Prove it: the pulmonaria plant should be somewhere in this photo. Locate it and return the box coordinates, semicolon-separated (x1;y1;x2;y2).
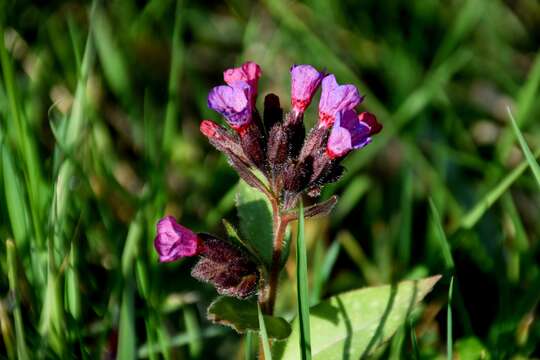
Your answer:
155;62;381;315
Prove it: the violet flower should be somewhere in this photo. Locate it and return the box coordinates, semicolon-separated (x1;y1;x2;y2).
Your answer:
154;216;201;262
326;109;372;159
290;64;323;116
208;81;252;131
223;61;262;105
318;74;362;128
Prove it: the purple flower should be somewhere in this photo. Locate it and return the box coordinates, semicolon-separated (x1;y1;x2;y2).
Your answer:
358;111;383;135
326;109;371;159
290;64;324;115
223;61;262;104
208;81;252;130
318;75;362;128
154;216;201;262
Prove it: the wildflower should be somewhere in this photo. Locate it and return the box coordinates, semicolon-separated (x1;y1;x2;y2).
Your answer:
326;109;372;159
154;216;201;262
318;75;362;128
208;81;252;131
223;61;262;105
290;64;323;117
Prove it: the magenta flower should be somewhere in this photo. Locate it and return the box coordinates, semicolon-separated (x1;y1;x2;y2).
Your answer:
154;216;201;262
290;64;324;116
223;61;262;104
318;75;362;128
208;81;252;130
326;109;371;159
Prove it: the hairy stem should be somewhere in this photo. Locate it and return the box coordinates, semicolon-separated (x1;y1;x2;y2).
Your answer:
259;195;288;315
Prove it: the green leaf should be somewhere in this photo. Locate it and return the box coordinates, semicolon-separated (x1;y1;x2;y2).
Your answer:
222;218;265;266
207;297;291;340
236;180;274;267
295;200;311;360
274;275;441;360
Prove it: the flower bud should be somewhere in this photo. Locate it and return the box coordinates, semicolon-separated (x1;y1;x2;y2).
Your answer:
154;216;202;262
263;93;283;131
290;64;323;116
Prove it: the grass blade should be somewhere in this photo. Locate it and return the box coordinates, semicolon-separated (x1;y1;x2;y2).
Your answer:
447;276;454;360
6;240;29;360
296;200;311;360
428;198;454;270
410;320;419;360
183;305;202;359
459;147;540;230
507;107;540;189
257;303;272;360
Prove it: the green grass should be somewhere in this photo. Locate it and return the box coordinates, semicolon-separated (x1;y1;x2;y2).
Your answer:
0;0;539;358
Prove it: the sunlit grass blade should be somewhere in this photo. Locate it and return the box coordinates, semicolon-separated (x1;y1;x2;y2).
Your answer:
6;240;30;360
428;199;454;270
257;303;272;360
295;200;311;360
459;147;540;230
447;276;454;360
507;107;540;189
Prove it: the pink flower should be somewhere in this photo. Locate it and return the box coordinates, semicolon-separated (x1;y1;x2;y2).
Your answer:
223;61;262;105
326;109;371;159
154;216;201;262
207;81;252;130
290;64;324;115
318;75;362;128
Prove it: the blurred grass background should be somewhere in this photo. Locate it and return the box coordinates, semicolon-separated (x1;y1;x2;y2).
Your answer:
0;0;539;358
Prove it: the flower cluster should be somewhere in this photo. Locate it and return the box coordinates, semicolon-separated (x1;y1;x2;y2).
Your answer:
155;61;381;299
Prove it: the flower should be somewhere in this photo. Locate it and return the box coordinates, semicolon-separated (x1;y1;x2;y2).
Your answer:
358;111;383;135
318;75;362;128
326;109;372;159
223;61;262;104
290;64;323;115
207;81;252;130
154;216;201;262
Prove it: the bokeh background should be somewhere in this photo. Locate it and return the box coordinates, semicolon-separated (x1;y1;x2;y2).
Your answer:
1;0;539;358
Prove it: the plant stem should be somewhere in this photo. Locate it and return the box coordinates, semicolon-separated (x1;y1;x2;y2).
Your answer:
260;196;289;315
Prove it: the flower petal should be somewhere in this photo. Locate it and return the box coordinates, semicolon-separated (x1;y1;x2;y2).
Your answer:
207;81;252;129
154;216;200;262
318;74;362;128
